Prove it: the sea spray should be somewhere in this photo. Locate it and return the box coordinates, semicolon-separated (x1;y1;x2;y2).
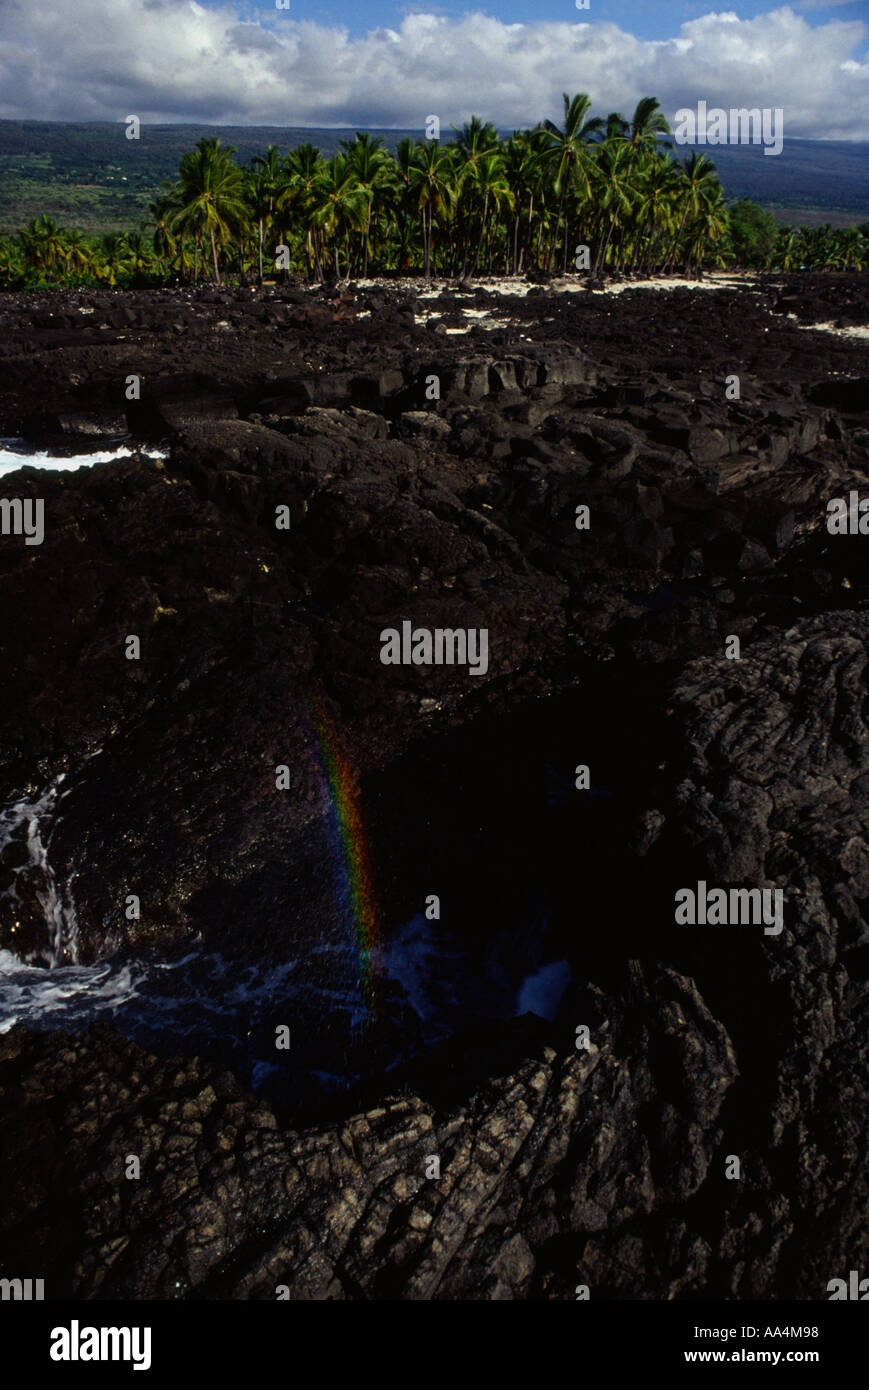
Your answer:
309;697;382;1014
0;777;79;966
0;439;167;479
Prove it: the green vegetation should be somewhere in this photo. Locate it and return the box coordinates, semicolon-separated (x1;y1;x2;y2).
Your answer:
727;198;779;269
772;220;869;272
728;196;869;270
0;122;384;233
0;100;866;289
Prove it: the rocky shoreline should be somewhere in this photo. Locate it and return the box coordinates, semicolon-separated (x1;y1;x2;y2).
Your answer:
0;273;867;1298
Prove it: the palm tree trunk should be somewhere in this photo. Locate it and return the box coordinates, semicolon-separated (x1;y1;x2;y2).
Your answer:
363;201;371;277
666;204;689;272
399;204;408;273
210;226;220;285
472;191;489;274
523;191;535;272
548;205;560;271
594;216;614;277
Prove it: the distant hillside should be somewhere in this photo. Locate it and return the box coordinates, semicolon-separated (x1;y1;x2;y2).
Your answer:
673;138;869;222
0;120;866;233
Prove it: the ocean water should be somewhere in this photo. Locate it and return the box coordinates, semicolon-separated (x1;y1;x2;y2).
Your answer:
0;771;572;1095
0;919;569;1079
0;439;167;478
0;775;79;967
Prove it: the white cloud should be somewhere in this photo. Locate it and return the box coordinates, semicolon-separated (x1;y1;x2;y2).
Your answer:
0;2;866;138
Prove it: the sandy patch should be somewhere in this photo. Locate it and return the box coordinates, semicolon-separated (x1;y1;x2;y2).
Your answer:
795;321;869;341
416;305;509;332
412;271;755;300
599;274;751;295
406;272;761;329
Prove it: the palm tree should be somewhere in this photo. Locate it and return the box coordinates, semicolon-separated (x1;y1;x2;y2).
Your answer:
97;232;135;284
173;138;249;284
631;153;681;273
408;141;456;279
341;133;393;277
686;187;729;274
591;138;636;275
504;132;536;274
60;228;96;279
311;154;367;279
0;235;24;288
774;225;804;273
249;145;285;285
149;187;179;273
508;127;551;274
393;137;417;272
451;118;500;272
19;94;846;284
280;143;324;279
666;151;721;271
601;112;630;143
837;226;866;271
18;215;66;275
125;231;156;281
538;93;604;271
471;153;514;273
626;97;672;162
455;117;500;176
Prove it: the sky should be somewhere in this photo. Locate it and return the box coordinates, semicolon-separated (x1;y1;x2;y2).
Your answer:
0;0;867;137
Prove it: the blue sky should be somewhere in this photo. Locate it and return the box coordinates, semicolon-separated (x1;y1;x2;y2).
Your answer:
248;0;869;48
1;0;867;135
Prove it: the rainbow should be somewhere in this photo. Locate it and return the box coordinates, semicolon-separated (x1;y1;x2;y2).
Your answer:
310;697;381;1011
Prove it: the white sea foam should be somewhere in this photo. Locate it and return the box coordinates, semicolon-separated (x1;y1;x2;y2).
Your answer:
0;940;366;1042
0;911;571;1084
0;440;167;478
0;785;569;1084
0;776;78;965
0;952;142;1033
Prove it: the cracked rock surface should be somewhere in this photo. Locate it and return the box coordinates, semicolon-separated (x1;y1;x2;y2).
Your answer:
0;965;739;1299
0;275;866;1298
